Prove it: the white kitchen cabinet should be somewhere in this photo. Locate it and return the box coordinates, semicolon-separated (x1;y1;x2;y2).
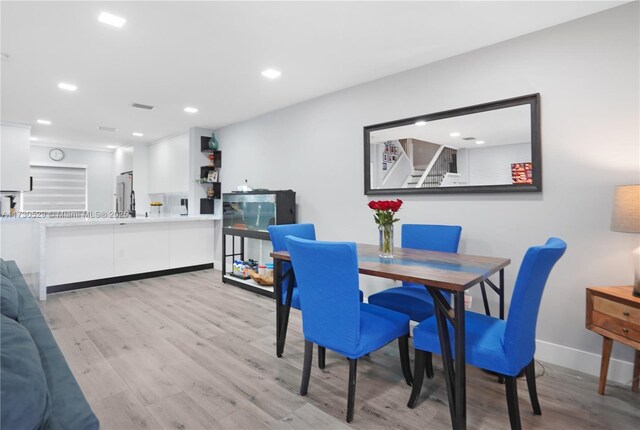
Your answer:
0;123;31;192
147;133;189;193
39;217;216;300
45;225;115;287
169;221;214;269
114;222;170;276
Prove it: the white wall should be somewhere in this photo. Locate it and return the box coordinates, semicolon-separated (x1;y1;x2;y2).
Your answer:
0;123;31;192
132;143;150;216
147;133;189;194
215;4;640;382
114;145;134;175
29;145;114;212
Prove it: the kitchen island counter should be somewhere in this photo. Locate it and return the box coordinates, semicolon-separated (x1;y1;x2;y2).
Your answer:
39;213;220;227
37;215;218;300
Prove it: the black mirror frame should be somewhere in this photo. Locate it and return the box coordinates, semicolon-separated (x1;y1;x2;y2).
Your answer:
363;93;541;195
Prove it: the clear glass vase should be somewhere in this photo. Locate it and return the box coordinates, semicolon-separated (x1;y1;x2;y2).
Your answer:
379;224;394;258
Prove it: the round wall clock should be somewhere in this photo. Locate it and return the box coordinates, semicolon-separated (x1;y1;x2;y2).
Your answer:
49;148;64;161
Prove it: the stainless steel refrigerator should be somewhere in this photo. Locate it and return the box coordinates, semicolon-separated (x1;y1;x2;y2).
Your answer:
116;172;135;216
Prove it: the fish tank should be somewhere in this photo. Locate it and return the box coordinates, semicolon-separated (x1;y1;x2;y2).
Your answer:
223;190;296;232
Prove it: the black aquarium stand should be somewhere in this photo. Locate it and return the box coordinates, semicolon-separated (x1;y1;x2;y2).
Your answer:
222;228;273;298
221;190;296;297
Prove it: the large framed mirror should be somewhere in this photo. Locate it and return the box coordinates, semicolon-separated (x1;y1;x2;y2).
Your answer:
364;94;541;195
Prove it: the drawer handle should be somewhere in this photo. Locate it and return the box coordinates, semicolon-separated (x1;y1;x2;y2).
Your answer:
622;328;629;333
623;311;630;316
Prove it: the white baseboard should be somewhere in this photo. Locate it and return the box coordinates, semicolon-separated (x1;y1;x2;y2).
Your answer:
535;339;635;386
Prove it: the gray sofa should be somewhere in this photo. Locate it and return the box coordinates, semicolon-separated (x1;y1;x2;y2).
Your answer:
1;259;99;430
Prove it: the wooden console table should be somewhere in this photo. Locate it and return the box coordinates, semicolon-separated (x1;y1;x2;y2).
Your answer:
586;286;640;394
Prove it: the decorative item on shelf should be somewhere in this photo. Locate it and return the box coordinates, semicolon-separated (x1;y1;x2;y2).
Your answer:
236;179;252;192
368;199;403;258
208;132;220;151
207;186;215;199
150;201;163;216
208;153;215;167
207;170;218;183
610;184;640;297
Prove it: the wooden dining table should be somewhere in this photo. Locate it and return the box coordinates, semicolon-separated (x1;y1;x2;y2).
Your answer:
271;243;510;430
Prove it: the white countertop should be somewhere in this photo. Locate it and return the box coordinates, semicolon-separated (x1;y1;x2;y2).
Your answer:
36;214;220;227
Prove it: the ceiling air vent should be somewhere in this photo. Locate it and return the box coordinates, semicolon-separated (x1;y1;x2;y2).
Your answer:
98;126;118;132
131;103;155;110
462;137;476;141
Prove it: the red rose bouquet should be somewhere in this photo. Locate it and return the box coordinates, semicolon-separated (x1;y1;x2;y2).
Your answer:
368;199;403;258
368;199;403;226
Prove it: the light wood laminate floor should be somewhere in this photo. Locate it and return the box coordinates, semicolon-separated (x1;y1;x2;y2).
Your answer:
40;270;639;429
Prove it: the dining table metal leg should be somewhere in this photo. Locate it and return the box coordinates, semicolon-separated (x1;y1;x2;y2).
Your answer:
480;281;491;316
274;259;284;357
454;291;467;430
499;269;505;320
484;272;505;321
427;286;464;429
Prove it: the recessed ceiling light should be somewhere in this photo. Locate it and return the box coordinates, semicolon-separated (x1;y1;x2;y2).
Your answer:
261;69;282;79
98;12;126;28
37;119;51;125
184;107;199;113
30;137;38;141
450;132;461;137
415;121;427;126
475;140;485;145
106;145;118;149
58;82;77;91
132;132;144;137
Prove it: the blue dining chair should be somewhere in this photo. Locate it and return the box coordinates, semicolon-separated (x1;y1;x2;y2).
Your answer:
268;223;316;310
286;236;412;423
408;238;567;430
269;223;363;366
368;224;462;377
268;224;320;360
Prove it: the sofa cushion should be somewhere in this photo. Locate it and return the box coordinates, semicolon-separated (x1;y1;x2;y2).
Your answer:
1;259;99;430
26;317;100;430
1;314;51;430
0;258;9;277
1;275;19;320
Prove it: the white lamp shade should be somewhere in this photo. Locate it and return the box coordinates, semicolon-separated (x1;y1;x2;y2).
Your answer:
611;185;640;233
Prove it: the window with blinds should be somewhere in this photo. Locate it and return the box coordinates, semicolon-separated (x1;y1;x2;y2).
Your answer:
22;165;87;212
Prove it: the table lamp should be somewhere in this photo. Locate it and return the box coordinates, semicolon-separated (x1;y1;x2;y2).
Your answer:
610;184;640;297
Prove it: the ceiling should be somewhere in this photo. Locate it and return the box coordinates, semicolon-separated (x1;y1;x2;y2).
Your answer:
0;1;627;150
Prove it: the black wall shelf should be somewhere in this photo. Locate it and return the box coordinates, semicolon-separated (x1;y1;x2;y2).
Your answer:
200;153;222;170
199;135;222;215
200;136;222;156
200;165;222;180
199;181;221;198
200;198;216;215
